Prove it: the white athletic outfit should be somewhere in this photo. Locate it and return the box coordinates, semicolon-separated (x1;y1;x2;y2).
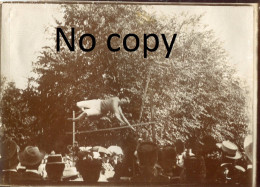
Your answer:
76;99;102;116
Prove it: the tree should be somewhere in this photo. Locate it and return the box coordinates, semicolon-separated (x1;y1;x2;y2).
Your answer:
31;4;164;151
140;12;250;146
0;78;37;149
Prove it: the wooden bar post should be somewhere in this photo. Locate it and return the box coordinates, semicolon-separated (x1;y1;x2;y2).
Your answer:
73;111;75;145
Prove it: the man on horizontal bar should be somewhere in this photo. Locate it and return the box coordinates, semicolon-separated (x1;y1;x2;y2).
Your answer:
68;97;135;131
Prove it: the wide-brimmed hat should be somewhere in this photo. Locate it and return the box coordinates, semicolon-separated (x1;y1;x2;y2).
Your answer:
216;141;242;160
19;146;45;166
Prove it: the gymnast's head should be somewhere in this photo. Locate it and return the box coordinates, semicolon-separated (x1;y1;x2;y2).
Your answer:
119;97;130;105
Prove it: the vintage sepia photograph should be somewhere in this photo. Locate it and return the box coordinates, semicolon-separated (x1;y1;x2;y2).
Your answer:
0;2;257;186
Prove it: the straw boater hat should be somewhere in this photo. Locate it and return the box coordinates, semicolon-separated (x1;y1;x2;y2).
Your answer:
216;141;242;160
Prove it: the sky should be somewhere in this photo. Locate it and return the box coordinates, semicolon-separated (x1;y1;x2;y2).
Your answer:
1;3;256;91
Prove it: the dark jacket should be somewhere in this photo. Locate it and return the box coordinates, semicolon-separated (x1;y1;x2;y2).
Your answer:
18;170;43;182
1;170;20;184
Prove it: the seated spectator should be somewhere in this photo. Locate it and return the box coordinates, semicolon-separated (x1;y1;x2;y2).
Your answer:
132;142;169;183
18;146;45;182
0;139;20;184
76;151;102;182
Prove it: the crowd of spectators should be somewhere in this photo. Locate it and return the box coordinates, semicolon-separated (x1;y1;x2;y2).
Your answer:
0;129;253;185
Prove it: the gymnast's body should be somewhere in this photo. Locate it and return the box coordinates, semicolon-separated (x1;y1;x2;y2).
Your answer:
68;97;135;131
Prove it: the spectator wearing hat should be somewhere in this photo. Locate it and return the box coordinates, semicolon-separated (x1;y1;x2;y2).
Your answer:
215;140;245;184
45;154;65;181
0;139;20;184
132;142;169;183
18;146;45;182
76;151;102;182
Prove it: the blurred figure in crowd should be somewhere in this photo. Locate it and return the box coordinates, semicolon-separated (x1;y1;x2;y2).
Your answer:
242;135;253;185
0;139;20;184
180;137;206;184
158;145;179;183
202;135;221;184
132;142;169;183
108;146;124;181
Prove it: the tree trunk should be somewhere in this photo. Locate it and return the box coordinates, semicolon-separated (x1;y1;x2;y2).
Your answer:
138;67;151;122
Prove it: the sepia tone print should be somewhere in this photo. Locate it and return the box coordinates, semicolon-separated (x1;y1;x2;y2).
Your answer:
0;2;257;186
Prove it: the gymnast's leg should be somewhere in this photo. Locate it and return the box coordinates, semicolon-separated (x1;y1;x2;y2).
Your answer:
68;100;101;122
67;111;88;121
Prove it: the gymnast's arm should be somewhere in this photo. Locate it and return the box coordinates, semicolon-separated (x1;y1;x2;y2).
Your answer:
118;107;135;131
114;109;126;125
